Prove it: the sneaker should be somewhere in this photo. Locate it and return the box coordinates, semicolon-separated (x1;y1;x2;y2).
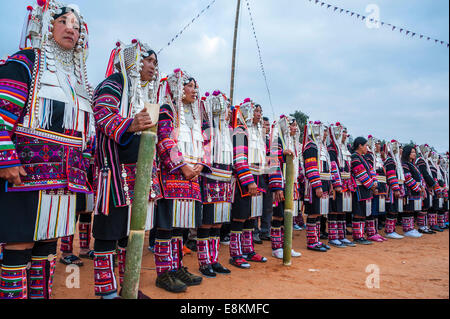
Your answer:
229;257;251;269
291;249;302;257
156;271;187;293
147;246;155;253
318;242;331;250
340;238;356;247
418;226;435;234
403;230;422;238
307;243;327;252
354;238;373;245
293;224;302;231
253;232;263;245
367;234;384;242
173;267;202;286
328;239;346;248
199;264;216;278
272;248;284;259
220;235;230;245
211;262;231;274
243;252;267;262
385;232;404;239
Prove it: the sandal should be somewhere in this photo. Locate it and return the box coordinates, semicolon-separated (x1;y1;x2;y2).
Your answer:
79;250;95;259
59;255;84;266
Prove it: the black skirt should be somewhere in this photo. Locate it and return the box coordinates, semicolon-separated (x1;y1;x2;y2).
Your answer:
0;180;40;243
330;192;343;213
92;195;129;241
231;186;251;220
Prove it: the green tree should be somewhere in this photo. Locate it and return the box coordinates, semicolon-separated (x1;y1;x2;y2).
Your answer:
289;110;309;141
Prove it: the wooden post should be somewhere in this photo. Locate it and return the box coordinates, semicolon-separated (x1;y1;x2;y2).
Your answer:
283;154;294;266
121;104;159;299
229;0;241;106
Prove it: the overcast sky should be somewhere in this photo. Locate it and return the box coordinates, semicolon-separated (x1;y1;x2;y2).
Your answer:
1;0;448;152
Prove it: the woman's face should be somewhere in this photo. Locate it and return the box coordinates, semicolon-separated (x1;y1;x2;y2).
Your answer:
182;80;197;104
341;131;348;144
410;148;417;162
359;142;369;155
289;122;298;136
140;53;157;82
52;12;80;50
253;106;262;124
375;143;381;152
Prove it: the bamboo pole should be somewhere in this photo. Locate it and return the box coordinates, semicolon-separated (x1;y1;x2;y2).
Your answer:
229;0;241;106
283;154;294;266
121;118;158;299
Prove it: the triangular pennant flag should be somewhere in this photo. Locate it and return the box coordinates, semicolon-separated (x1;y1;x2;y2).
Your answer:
327;4;331;8
334;7;338;11
420;35;423;38
321;2;325;6
435;39;438;43
381;22;385;26
351;12;355;16
412;33;416;37
399;28;403;33
392;26;396;31
340;9;344;13
427;37;430;40
357;14;360;18
440;41;444;44
406;31;410;35
362;16;366;20
346;10;349;14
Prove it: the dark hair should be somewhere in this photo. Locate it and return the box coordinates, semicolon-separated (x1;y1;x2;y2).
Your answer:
145;50;158;64
401;145;415;163
263;116;269;122
352;137;367;153
183;77;197;87
254;104;262;110
54;7;81;25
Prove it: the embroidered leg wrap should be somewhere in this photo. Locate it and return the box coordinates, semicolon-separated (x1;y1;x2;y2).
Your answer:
327;214;338;240
0;249;31;299
172;228;184;271
337;214;346;240
438;213;445;227
306;217;319;246
209;228;221;265
417;212;427;227
385;213;397;234
402;214;414;233
93;239;117;297
196;228;211;267
352;219;364;240
78;214;92;250
241;220;255;255
428;212;437;226
229;220;244;258
365;217;377;237
60;236;74;254
117;238;127;288
270;219;283;250
28;241;57;299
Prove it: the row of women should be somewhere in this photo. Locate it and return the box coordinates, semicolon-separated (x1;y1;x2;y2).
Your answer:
0;1;448;299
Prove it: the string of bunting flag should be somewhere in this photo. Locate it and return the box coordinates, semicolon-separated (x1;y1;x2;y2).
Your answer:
245;0;275;117
307;0;449;49
157;0;218;54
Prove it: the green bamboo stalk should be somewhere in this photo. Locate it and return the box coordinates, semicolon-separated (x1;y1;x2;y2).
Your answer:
283;154;294;266
121;125;157;299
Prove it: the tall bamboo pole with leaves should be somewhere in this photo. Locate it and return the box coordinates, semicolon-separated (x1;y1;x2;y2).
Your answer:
121;108;158;299
283;154;294;266
229;0;241;105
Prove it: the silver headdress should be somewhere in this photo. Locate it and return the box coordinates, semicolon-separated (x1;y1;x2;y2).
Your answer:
239;98;255;126
106;39;159;119
19;0;94;142
387;139;405;182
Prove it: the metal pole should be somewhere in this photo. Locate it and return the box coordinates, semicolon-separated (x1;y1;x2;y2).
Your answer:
229;0;241;106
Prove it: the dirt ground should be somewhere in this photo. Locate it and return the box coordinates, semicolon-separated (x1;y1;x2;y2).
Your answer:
52;225;449;299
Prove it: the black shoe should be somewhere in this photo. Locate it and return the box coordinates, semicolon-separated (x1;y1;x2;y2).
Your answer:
354;238;373;245
318;242;331;250
211;262;231;274
253;232;263;244
259;233;271;241
156;271;187;293
199;265;216;278
173;267;202;286
307;244;327;252
220;235;230;245
418;227;435;234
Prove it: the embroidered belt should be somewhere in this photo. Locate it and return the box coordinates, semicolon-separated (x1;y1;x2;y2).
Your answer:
15;125;83;148
320;173;331;180
202;167;233;182
341;172;351;180
376;176;387;183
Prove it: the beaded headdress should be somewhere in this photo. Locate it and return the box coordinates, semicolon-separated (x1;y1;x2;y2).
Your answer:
105;39;159;118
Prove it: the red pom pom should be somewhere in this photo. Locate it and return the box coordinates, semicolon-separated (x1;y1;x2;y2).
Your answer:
368;135;373;138
27;5;33;11
391;139;396;143
174;68;181;73
131;39;137;44
37;0;47;7
335;122;341;126
243;98;251;103
116;41;121;47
